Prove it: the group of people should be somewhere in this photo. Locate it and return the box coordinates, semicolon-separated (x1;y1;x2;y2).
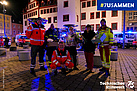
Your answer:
26;17;113;76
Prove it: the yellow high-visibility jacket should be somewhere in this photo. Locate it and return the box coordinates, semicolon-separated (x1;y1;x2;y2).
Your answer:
97;26;113;45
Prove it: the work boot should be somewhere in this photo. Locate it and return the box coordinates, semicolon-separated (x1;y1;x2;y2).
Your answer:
40;66;47;71
105;70;110;76
30;68;36;77
61;68;66;74
99;67;106;72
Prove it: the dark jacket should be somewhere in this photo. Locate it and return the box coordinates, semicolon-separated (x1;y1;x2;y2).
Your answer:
44;28;59;45
82;30;96;53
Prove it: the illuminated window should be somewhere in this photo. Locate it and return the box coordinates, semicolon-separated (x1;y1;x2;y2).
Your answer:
133;12;137;20
0;15;2;19
7;17;9;20
7;23;9;27
0;22;2;27
63;15;69;22
54;16;57;23
129;12;132;20
111;23;117;30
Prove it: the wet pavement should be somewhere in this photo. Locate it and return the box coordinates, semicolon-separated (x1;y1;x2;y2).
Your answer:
0;46;137;91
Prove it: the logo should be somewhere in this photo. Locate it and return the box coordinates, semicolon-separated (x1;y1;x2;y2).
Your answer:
97;0;137;10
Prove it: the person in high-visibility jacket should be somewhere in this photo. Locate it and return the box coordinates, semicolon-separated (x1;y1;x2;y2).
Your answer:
50;41;74;75
44;24;59;65
97;19;113;76
26;17;47;76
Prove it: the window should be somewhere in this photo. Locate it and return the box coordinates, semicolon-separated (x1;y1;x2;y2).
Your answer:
18;25;20;29
28;14;29;17
77;15;79;22
47;9;49;13
0;15;2;19
34;12;35;16
130;27;133;30
48;17;51;23
82;2;86;8
63;14;69;22
133;12;137;20
81;13;86;20
34;3;35;7
18;31;20;34
0;22;2;27
54;16;57;23
30;5;31;9
44;9;46;14
64;1;68;8
50;8;52;13
129;12;132;20
90;12;94;19
134;27;137;31
32;4;33;8
91;24;94;30
87;1;91;7
25;21;27;26
7;17;9;20
36;11;37;15
24;15;26;19
127;27;130;31
7;23;9;27
41;10;43;14
13;25;16;28
81;25;86;31
111;23;117;30
92;0;96;6
96;24;100;31
30;13;31;17
53;8;57;12
102;11;106;18
112;11;118;17
32;12;33;16
96;12;100;18
14;30;16;35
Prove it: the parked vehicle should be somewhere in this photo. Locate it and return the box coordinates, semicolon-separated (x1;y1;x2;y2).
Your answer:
113;32;137;48
15;34;30;47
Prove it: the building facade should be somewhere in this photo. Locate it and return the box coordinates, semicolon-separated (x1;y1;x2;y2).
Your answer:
12;23;23;37
23;0;128;33
0;13;12;37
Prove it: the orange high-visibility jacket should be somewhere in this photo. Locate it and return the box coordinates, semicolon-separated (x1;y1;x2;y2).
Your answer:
26;24;46;46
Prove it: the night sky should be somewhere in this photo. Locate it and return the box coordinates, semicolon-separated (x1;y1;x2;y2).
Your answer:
0;0;28;24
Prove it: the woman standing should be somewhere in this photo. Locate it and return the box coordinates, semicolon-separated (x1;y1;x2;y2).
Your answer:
82;25;96;73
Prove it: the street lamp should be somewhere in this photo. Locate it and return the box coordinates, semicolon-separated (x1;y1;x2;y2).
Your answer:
0;0;8;37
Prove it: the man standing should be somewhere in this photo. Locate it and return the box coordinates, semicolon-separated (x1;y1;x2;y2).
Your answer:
97;19;113;76
45;24;59;65
26;17;46;76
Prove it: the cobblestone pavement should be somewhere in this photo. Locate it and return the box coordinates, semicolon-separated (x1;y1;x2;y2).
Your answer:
0;47;137;91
